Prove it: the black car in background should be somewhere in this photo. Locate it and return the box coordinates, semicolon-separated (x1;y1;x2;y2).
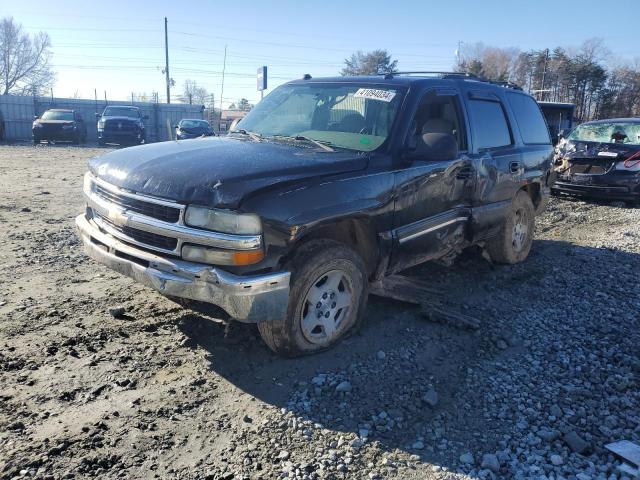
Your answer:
175;119;215;140
552;118;640;203
97;106;148;146
33;109;87;144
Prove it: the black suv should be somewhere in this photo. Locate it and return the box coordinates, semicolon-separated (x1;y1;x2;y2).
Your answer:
33;109;87;144
97;106;148;146
77;73;553;356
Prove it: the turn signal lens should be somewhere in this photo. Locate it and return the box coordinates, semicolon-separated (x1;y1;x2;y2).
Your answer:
182;244;264;266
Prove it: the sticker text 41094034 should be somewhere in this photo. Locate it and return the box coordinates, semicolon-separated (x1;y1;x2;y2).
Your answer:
353;88;396;102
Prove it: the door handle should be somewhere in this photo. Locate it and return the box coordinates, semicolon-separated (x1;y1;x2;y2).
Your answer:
509;161;521;173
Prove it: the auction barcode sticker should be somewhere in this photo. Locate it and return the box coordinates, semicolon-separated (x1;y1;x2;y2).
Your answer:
354;88;396;102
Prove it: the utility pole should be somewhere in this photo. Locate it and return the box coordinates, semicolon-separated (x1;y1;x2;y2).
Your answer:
540;48;549;102
219;45;227;124
456;40;463;67
164;17;170;104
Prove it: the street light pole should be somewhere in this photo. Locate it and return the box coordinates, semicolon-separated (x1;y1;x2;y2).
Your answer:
164;17;170;104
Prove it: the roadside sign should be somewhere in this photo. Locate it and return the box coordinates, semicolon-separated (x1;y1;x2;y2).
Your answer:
257;66;267;91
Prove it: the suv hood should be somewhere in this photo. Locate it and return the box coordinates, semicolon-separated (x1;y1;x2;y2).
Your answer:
89;136;368;208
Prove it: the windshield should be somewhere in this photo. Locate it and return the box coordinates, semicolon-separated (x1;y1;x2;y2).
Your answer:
41;111;73;121
180;119;209;129
236;83;403;152
568;122;640;146
103;107;139;118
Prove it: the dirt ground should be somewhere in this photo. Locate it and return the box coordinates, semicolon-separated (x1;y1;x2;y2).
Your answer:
0;144;639;480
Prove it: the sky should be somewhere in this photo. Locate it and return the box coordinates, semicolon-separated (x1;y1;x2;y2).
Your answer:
8;0;640;108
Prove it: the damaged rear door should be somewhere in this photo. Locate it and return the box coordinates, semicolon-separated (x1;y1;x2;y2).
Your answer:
462;89;524;241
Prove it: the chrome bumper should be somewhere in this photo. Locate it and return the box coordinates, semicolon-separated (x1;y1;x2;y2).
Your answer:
76;214;290;322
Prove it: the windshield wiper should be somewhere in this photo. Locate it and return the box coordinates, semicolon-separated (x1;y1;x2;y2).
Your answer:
270;134;335;152
294;135;335;152
230;129;261;141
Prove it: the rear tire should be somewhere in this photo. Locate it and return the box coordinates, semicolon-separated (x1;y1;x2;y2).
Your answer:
258;239;368;357
486;190;535;264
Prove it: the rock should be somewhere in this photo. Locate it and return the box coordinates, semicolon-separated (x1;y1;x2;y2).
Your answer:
460;453;474;465
481;453;500;473
107;306;126;318
550;454;563;466
550;404;563;418
376;350;386;360
277;450;290;461
8;421;25;431
48;442;68;456
563;431;590;454
421;388;438;407
537;428;560;442
335;381;352;393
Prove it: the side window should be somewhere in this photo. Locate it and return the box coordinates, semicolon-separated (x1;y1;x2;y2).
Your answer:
408;91;467;155
506;93;551;144
467;99;512;149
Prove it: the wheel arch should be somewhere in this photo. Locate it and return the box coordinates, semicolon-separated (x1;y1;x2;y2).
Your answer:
284;217;380;279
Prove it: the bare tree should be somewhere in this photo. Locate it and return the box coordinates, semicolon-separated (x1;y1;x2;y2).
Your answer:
0;17;54;95
182;79;209;105
342;50;398;76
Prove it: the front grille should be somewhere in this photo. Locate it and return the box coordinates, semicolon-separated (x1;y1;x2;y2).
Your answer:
94;184;181;223
96;213;178;251
104;119;136;133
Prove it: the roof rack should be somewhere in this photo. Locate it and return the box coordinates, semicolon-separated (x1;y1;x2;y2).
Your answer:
377;71;523;90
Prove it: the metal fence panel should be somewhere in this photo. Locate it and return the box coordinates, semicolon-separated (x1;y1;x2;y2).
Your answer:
0;94;204;143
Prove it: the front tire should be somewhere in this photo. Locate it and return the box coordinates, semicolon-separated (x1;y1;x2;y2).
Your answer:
486;190;535;264
258;239;368;357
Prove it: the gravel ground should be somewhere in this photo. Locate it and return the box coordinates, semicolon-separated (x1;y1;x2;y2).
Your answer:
0;144;639;480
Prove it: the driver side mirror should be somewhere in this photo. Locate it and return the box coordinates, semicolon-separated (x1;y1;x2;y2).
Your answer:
95;113;101;119
405;133;459;162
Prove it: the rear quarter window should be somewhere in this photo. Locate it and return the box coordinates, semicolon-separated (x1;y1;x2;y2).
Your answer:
467;99;512;149
506;93;551;144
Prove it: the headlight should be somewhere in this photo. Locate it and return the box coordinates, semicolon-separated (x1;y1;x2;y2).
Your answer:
182;244;264;266
184;206;261;235
97;120;105;129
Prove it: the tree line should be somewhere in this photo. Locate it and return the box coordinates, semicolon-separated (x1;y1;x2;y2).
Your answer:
342;42;640;123
454;39;640;122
